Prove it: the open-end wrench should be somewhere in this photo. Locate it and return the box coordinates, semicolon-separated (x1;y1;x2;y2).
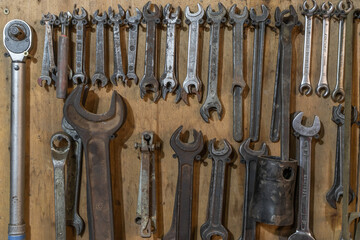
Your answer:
316;2;334;97
63;85;127;240
200;139;233;240
160;4;181;100
181;4;205;105
108;5;126;86
125;8;142;84
72;7;88;85
289;112;321;240
51;132;71;240
200;3;227;123
299;0;317;95
331;0;353;103
163;126;204;240
229;5;248;142
140;1;162;102
91;10;109;87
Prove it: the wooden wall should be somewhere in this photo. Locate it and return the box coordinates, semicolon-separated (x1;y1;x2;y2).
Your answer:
0;0;359;239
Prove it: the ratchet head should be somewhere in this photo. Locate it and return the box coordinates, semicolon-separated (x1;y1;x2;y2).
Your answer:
315;84;330;97
229;5;249;24
51;132;71;161
125;8;142;25
206;2;227;23
331;88;345;103
163;4;181;24
208;138;233;163
200;96;223;123
108;5;125;24
320;2;334;17
92;10;108;24
302;0;318;16
292;112;321;137
142;1;161;22
250;5;269;23
185;3;205;23
239;138;268;164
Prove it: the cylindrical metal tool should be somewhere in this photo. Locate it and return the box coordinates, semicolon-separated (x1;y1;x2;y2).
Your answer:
56;34;69;99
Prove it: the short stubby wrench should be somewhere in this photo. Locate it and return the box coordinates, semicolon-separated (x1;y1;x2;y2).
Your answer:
200;139;233;240
140;1;162;102
299;0;317;95
163;126;204;240
125;8;142;84
3;19;32;240
331;0;353;102
91;10;109;87
229;5;248;142
63;85;127;239
200;3;227;123
316;2;334;97
72;7;88;85
108;5;126;86
160;4;181;100
289;112;321;240
181;4;205;104
51;132;71;240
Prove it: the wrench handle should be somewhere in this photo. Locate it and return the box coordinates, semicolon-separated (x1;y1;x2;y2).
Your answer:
232;23;246;89
40;23;51;78
301;16;313;86
139;151;152;237
318;18;330;85
95;23;106;74
53;162;67;240
127;24;139;77
206;22;221;97
112;23;124;75
73;23;86;83
144;21;157;77
233;87;243;142
56;35;69;99
336;19;346;91
186;21;200;80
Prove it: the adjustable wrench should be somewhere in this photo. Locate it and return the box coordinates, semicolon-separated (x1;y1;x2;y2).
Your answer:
51;132;71;240
72;7;88;84
289;112;321;240
108;5;126;86
125;8;142;84
332;0;353;103
181;4;205;104
249;5;269;142
91;10;109;87
200;139;233;240
229;5;248;142
200;3;227;123
140;1;162;102
299;0;317;95
316;2;334;97
64;85;127;239
163;126;204;240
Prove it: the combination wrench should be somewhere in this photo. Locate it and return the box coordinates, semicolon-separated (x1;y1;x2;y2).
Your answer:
200;3;227;123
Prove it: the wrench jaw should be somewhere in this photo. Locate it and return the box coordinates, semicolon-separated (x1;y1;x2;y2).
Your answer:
125;8;143;24
200;97;223;123
91;73;109;88
229;5;249;24
249;5;269;23
143;1;161;20
206;2;227;23
140;76;161;102
292;112;321;136
302;0;318;15
185;4;205;21
170;126;204;158
299;82;312;96
161;76;177;99
200;225;228;240
331;88;345;103
315;84;330;97
239;138;268;163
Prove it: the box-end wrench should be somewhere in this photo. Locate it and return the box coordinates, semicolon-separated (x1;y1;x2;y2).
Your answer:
229;5;248;142
163;126;204;240
108;5;126;86
316;2;334;97
51;132;71;240
125;8;142;84
140;1;162;102
299;0;317;96
181;4;205;105
289;112;321;240
200;139;233;240
63;85;127;240
200;3;227;123
331;0;353;103
91;10;109;87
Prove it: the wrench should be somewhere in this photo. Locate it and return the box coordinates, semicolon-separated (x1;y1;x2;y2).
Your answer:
125;8;142;84
331;0;353;102
108;5;126;86
140;1;162;102
299;0;317;95
289;112;321;240
200;139;233;240
63;85;127;240
160;4;181;99
181;4;205;105
51;132;71;240
163;126;204;240
229;5;248;142
91;10;109;87
316;2;334;97
72;7;88;85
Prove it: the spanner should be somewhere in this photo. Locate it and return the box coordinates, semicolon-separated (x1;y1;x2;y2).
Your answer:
316;2;334;97
299;0;317;95
229;5;248;142
160;4;181;100
181;4;205;104
108;5;126;86
125;8;142;84
200;139;233;240
331;0;353;102
140;1;162;102
289;112;321;240
163;126;204;240
51;132;71;240
91;10;109;87
63;85;127;240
